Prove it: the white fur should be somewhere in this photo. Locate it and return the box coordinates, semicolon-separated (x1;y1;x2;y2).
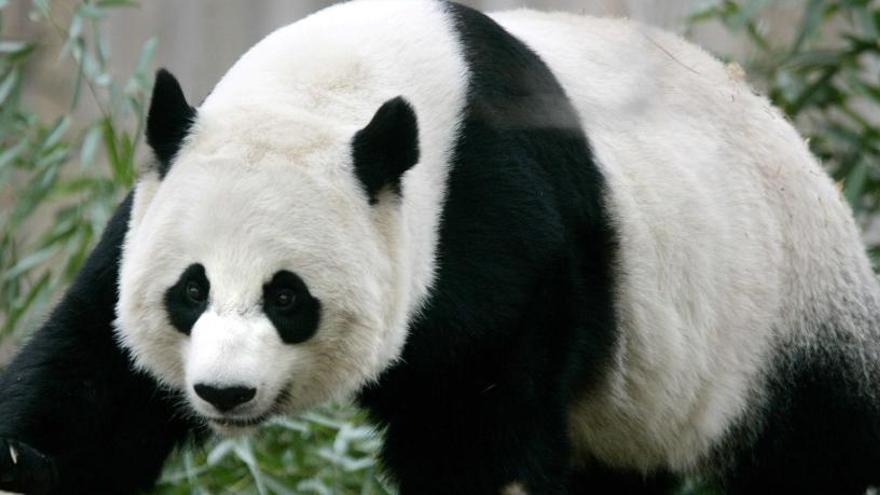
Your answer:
492;10;880;473
116;0;468;421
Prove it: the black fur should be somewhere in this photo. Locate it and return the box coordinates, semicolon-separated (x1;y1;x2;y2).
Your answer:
0;194;197;494
719;337;880;494
357;4;621;494
352;96;420;204
262;270;322;344
164;263;210;335
569;467;679;494
146;69;196;178
0;438;58;494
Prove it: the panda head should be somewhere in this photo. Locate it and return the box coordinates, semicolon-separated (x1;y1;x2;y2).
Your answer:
116;70;419;432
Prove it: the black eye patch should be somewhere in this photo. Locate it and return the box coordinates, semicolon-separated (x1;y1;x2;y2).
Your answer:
262;270;321;344
164;263;210;335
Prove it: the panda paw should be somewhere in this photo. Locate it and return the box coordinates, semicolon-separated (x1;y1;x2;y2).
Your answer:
0;438;58;495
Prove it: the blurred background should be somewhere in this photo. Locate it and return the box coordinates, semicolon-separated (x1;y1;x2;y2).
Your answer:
1;1;878;493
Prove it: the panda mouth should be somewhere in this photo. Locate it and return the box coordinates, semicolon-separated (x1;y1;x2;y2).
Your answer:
199;384;292;432
207;413;270;428
204;387;290;430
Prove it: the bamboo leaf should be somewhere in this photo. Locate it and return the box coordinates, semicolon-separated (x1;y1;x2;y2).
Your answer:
844;159;870;208
96;0;138;6
0;41;28;54
2;272;50;335
30;0;50;17
41;116;71;151
791;0;826;53
76;3;105;19
0;68;19;106
207;439;236;466
3;246;56;280
134;36;158;79
0;138;28;171
80;124;102;169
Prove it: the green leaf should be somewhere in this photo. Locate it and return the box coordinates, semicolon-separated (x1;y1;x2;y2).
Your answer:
0;68;19;106
35;146;70;171
791;0;825;53
786;49;847;69
67;15;84;44
270;417;310;433
2;272;50;335
0;138;28;171
296;479;332;495
233;439;268;495
0;41;24;53
42;116;71;150
0;41;32;57
262;476;299;495
76;3;106;19
31;0;50;17
80;124;103;169
207;439;236;466
133;36;158;81
102;117;121;174
36;211;78;248
844;159;870;207
96;0;138;6
2;246;56;280
62;229;94;279
686;1;726;24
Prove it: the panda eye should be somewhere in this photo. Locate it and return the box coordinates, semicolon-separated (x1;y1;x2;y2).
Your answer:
185;280;207;304
272;289;296;310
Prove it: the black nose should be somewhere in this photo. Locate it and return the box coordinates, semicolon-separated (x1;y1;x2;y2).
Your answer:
194;384;256;412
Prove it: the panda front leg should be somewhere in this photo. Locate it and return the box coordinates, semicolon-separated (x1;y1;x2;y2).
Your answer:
365;376;574;495
568;465;679;494
0;194;196;494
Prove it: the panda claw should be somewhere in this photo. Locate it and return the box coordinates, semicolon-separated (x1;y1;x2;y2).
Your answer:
0;438;59;494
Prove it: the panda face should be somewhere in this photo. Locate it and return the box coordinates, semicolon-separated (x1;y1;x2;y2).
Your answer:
115;115;423;435
116;66;423;432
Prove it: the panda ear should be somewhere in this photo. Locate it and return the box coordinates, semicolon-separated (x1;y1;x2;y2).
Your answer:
352;96;419;204
146;69;196;179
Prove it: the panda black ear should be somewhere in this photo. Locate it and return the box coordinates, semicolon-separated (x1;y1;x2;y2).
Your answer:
352;96;419;204
146;69;196;179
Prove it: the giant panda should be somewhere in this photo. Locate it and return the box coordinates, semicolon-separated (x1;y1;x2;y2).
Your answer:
2;1;880;493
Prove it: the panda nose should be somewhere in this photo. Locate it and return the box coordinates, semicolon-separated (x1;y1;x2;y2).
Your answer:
194;384;257;412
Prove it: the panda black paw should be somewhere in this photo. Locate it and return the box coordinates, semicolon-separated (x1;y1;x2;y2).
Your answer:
0;438;58;495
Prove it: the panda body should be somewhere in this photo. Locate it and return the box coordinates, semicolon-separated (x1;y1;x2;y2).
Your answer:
119;0;880;491
494;9;880;475
2;1;880;494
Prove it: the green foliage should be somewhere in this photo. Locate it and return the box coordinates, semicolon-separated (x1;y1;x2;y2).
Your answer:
690;0;880;255
1;0;879;493
0;0;153;340
155;405;391;495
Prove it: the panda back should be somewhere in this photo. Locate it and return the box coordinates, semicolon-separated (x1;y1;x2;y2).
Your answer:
492;10;880;472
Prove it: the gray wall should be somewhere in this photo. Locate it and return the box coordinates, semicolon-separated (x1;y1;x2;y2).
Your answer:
103;0;705;100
